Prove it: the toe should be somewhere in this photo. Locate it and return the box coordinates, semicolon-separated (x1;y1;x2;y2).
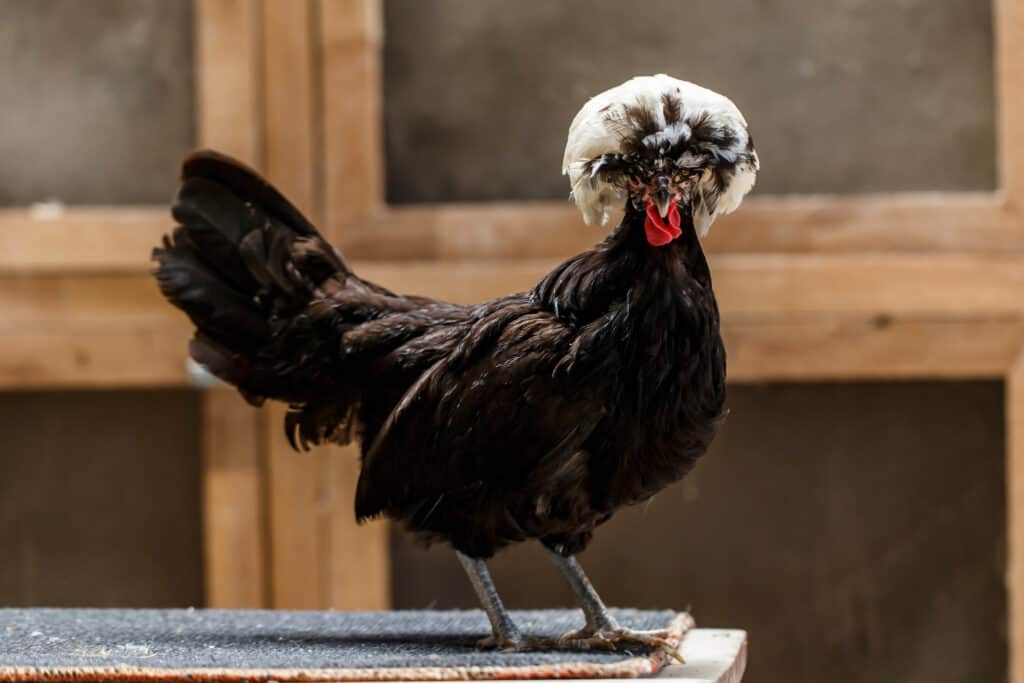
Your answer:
559;626;595;641
476;633;525;651
575;627;677;652
475;634;499;649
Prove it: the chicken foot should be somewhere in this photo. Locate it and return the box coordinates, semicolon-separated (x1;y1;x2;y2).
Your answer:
545;550;678;656
456;551;526;650
457;549;677;657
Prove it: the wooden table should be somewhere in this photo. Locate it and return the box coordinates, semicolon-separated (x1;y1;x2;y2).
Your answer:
657;629;747;682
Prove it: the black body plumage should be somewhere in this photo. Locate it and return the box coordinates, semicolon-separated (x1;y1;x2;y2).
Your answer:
153;151;726;560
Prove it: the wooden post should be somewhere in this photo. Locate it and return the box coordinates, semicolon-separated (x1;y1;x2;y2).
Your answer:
259;0;332;609
202;390;270;608
319;0;391;609
262;0;322;219
997;0;1024;207
320;0;384;243
326;445;391;609
195;0;263;165
195;0;269;608
265;402;332;608
1009;352;1024;683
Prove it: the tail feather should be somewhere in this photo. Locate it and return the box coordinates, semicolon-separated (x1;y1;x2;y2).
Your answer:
153;231;269;350
180;150;321;239
153;149;346;400
171;176;262;294
154;149;427;451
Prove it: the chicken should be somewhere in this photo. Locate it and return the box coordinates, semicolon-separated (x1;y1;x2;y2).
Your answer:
152;74;758;652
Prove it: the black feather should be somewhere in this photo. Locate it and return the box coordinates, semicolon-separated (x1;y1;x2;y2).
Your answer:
153;150;726;561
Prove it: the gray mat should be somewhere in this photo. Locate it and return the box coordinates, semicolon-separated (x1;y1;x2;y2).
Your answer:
0;608;690;681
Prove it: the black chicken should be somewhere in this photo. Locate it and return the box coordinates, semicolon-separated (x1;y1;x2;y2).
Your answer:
153;74;758;651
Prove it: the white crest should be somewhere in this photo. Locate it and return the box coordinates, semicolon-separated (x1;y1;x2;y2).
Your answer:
562;74;759;235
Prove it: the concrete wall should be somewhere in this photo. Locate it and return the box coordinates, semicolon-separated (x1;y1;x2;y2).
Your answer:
0;0;993;204
0;390;203;607
0;0;195;205
384;0;995;202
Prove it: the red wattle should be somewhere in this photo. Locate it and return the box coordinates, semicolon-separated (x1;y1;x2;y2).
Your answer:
644;202;682;247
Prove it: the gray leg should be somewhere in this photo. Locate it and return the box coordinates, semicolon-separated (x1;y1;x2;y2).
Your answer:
456;551;524;650
545;551;619;633
546;549;673;652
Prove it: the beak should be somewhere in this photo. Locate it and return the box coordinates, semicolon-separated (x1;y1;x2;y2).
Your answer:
653;185;672;218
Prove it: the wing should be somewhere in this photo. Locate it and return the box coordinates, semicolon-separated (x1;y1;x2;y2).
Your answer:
354;299;608;521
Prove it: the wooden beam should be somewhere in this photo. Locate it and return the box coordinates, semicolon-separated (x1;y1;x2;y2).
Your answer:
7;253;1020;324
709;253;1024;317
0;274;176;324
1008;349;1024;683
195;0;263;164
320;0;383;243
265;401;331;608
0;207;167;275
325;444;391;609
260;0;332;610
8;252;1024;389
997;0;1024;205
1;194;1016;276
202;389;270;608
727;316;1024;382
2;313;1012;390
706;193;1017;253
336;194;1018;261
0;322;191;389
353;253;1024;318
6;252;1024;323
262;0;320;216
357;260;553;304
313;0;392;610
998;5;1024;677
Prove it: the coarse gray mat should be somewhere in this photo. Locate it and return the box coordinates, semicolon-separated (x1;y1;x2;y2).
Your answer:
0;608;692;681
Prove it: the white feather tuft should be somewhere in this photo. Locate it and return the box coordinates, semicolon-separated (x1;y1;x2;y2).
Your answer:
563;74;758;232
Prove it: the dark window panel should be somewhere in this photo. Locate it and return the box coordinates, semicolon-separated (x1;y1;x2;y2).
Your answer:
384;0;994;203
0;389;203;607
0;0;195;206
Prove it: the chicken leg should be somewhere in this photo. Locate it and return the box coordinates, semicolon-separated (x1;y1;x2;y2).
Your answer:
545;550;673;651
456;551;525;650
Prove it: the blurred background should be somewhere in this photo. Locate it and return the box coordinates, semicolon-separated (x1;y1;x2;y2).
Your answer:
0;1;1008;683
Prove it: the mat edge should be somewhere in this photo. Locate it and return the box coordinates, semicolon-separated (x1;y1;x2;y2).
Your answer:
0;613;694;682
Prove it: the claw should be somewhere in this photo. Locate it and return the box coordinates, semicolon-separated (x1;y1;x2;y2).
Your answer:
476;632;525;651
557;627;682;660
560;626;595;641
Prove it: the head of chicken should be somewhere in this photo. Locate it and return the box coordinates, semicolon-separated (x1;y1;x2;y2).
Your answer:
563;74;759;246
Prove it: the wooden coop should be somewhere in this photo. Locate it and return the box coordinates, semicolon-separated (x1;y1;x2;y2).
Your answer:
0;1;1019;681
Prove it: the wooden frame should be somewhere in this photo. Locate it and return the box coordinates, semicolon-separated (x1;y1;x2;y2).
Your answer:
2;0;1024;676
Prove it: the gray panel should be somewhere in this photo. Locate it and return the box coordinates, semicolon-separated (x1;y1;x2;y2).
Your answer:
0;389;203;607
384;0;995;202
0;0;195;205
391;381;1006;683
